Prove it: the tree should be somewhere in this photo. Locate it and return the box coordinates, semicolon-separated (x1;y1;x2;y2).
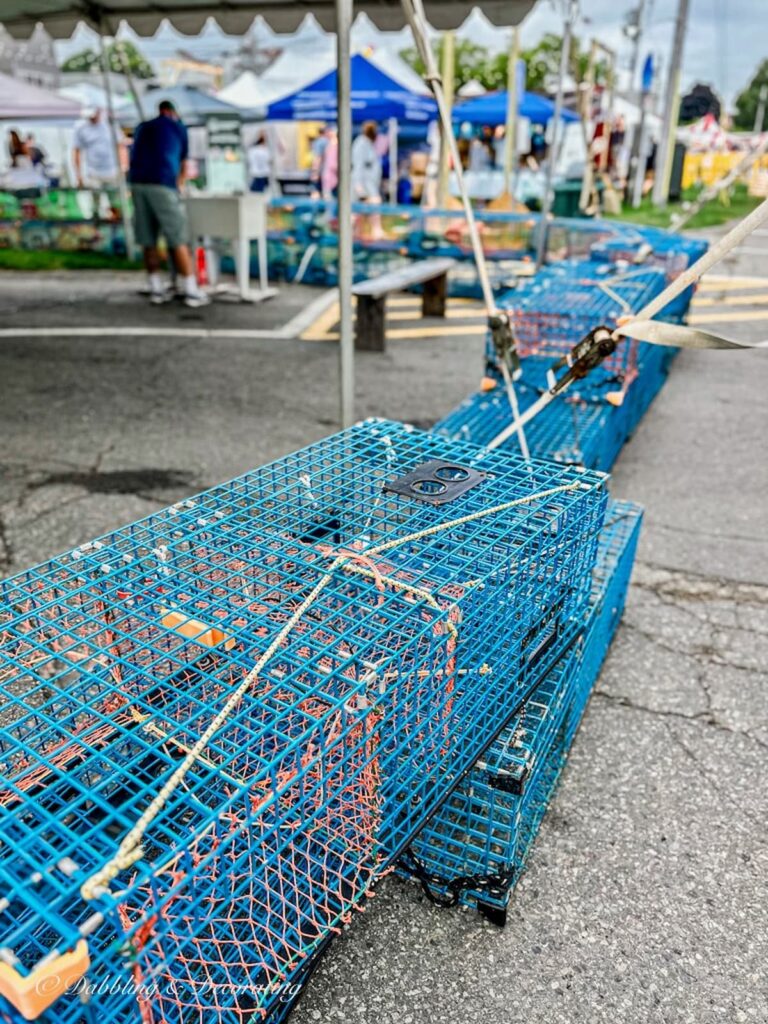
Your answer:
399;38;490;91
734;60;768;130
61;40;154;79
400;32;601;98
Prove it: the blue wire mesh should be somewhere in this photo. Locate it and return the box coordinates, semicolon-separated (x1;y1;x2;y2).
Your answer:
487;260;669;395
0;419;607;1024
589;229;708;320
399;500;642;916
259;200;658;293
435;377;622;473
435;334;678;474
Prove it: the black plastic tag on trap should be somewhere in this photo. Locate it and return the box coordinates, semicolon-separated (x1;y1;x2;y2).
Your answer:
384;459;486;506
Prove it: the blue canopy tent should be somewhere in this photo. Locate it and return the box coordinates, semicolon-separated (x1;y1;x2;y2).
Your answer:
266;54;437;124
454;90;580;126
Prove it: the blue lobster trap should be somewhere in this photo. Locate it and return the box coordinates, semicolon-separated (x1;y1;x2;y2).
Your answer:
399;500;642;923
487;261;669;402
589;228;708;321
433;339;673;480
0;420;606;1024
434;374;623;473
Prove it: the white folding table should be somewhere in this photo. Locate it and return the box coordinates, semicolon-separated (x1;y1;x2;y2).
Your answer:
185;193;277;303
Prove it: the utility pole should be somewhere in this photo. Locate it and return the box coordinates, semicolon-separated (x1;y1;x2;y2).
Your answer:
755;84;768;134
626;0;647;99
652;0;690;207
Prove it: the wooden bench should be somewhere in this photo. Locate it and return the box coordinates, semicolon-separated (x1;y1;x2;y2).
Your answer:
352;257;457;352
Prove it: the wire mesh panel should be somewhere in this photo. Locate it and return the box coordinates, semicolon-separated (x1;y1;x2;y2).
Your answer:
493;261;668;392
0;420;607;1024
589;230;708;320
435;381;622;473
400;501;642;921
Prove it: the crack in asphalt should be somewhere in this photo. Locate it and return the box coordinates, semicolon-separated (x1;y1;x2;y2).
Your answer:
593;690;768;753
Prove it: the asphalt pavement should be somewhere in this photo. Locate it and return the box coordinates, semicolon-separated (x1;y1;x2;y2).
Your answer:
0;225;766;1024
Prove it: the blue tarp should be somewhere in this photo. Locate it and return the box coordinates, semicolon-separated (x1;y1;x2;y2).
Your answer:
266;54;438;124
454;90;580;126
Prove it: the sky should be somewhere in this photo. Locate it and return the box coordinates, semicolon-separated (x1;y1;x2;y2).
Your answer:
517;0;765;104
55;0;767;108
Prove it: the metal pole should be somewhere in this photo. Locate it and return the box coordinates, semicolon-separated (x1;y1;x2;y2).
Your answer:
755;84;768;134
535;0;576;271
503;26;520;190
652;0;690;207
388;116;398;205
437;30;455;207
631;96;648;207
626;0;646;96
578;39;598;213
97;27;136;260
336;0;354;428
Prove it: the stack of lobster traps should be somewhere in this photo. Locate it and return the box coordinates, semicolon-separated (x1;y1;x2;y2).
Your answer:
0;213;689;1024
399;500;642;924
0;420;608;1024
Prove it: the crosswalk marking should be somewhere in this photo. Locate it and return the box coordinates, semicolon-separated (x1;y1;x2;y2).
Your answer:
299;275;768;342
698;275;768;291
300;296;485;340
688;308;768;324
692;292;768;307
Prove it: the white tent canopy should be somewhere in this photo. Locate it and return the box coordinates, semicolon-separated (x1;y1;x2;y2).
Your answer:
0;71;82;119
1;2;534;39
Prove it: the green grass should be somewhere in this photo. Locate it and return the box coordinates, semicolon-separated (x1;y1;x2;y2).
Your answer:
605;183;760;231
0;249;143;272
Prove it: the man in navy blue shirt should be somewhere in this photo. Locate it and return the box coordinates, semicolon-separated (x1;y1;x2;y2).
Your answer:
129;100;209;307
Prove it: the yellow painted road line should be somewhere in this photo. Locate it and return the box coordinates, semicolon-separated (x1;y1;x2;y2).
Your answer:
386;308;486;322
698;275;768;291
688;309;768;324
692;292;768;307
300;300;340;341
309;324;487;342
386;295;482;307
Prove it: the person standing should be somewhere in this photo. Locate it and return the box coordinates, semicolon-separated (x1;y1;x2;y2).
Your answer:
351;122;383;240
72;107;124;219
247;133;271;192
129;99;209;308
351;122;382;202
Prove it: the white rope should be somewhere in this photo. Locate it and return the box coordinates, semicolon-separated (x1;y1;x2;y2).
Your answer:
400;0;530;457
80;479;581;900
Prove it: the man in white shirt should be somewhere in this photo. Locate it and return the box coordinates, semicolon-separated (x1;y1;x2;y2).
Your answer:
351;122;382;201
73;107;125;219
73;108;121;186
247;134;271;193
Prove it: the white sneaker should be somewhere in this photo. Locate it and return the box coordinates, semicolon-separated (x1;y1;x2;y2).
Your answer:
184;292;211;308
150;289;173;305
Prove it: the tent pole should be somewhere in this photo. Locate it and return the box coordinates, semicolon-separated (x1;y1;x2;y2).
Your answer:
388;117;398;205
336;0;354;428
437;30;454;207
503;26;520;190
534;0;576;271
97;26;136;260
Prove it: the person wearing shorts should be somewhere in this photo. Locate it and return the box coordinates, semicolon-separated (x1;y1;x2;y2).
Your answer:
129;100;209;307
